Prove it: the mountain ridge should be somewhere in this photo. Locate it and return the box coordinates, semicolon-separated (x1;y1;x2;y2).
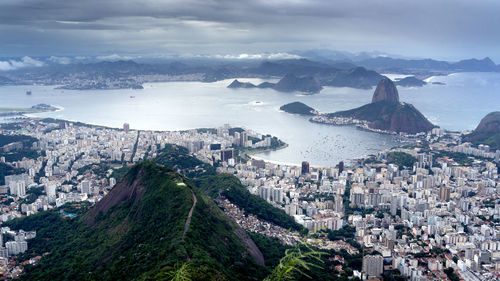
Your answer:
11;160;268;281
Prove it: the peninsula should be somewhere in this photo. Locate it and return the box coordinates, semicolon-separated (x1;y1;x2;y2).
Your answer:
312;78;435;134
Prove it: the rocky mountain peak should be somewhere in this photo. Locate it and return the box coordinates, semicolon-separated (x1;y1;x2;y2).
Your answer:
372;78;399;103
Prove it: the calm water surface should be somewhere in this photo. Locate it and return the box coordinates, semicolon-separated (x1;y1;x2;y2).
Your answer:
0;72;498;166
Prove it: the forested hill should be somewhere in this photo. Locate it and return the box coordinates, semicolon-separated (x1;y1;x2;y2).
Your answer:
8;161;267;281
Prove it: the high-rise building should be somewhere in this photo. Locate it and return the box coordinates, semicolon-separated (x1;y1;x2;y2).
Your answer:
362;255;383;277
350;187;365;207
220;149;234;162
301;161;310;175
259;186;271;202
272;188;284;203
81;180;92;194
6;241;28;256
439;186;450;201
46;184;56;197
240;131;248;147
209;143;221;150
334;195;344;213
338;161;344;173
9;181;26;197
390;196;399;216
417;153;433;169
123;123;130;133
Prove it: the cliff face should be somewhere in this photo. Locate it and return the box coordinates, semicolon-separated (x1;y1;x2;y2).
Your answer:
372;78;399;103
464;111;500;150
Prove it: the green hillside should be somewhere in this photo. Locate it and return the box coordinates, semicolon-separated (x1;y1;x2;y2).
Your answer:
464;111;500;150
155;144;303;231
8;161;266;281
195;174;304;232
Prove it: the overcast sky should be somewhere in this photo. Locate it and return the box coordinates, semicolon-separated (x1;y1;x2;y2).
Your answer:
1;0;499;62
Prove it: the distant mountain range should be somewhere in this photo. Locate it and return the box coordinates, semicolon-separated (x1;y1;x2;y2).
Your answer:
294;50;499;74
1;51;499;90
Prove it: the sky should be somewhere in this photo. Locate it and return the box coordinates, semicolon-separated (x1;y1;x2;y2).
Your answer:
1;0;500;62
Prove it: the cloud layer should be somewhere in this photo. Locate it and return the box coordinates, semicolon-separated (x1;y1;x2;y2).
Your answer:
0;57;45;71
0;0;499;61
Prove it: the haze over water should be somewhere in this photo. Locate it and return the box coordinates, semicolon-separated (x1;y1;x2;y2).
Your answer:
0;72;499;166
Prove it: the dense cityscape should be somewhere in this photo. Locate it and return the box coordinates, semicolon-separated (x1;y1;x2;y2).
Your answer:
0;116;497;280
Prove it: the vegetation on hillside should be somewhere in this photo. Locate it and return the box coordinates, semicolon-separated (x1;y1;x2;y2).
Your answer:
7;162;267;281
0;162;25;185
0;134;40;162
155;144;216;178
387;151;417;169
195;174;303;231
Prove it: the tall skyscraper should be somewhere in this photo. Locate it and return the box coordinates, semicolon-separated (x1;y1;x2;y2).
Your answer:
338;161;344;173
123;123;130;133
301;161;310;175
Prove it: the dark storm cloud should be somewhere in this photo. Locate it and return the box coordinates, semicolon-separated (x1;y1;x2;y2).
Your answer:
1;0;499;60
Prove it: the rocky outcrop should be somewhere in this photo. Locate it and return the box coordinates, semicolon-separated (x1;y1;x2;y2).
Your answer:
372;78;399;103
328;78;434;134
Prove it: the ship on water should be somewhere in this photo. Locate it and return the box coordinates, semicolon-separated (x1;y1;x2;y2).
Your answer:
26;90;32;95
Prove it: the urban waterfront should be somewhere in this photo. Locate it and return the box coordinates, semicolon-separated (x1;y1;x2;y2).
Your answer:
1;72;499;166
